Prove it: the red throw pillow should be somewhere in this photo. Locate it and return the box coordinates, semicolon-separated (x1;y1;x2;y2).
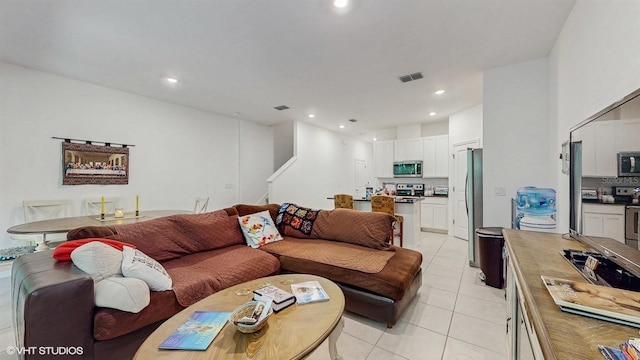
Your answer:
52;238;136;261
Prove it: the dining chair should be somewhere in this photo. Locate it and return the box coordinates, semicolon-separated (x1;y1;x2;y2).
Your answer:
370;195;403;247
194;197;209;213
13;199;72;250
333;194;354;209
84;197;120;216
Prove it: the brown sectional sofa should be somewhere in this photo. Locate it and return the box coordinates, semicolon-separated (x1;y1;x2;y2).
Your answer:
11;203;422;360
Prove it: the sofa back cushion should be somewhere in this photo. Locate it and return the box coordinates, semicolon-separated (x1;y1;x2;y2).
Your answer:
311;208;394;250
103;208;244;262
234;203;281;222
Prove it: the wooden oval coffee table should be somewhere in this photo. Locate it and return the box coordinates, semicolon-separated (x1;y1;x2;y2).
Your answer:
134;274;345;360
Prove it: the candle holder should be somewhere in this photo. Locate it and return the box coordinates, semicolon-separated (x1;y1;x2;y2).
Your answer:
135;210;139;217
100;213;105;220
114;208;125;218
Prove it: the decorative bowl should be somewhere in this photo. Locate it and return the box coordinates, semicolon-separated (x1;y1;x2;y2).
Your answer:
228;301;273;334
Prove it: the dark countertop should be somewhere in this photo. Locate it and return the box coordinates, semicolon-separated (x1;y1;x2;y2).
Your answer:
328;195;447;204
582;199;631;206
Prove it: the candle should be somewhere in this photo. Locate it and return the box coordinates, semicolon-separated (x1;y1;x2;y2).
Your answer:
101;196;105;214
114;208;124;218
136;195;139;211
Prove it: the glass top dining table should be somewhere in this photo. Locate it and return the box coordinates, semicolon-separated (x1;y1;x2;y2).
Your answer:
6;210;190;251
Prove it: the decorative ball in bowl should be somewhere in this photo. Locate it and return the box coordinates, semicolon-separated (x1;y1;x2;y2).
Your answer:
229;301;273;334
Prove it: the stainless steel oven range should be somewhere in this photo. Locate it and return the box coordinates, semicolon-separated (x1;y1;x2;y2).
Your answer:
626;205;640;242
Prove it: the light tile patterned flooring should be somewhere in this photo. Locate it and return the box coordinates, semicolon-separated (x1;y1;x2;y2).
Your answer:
0;232;507;360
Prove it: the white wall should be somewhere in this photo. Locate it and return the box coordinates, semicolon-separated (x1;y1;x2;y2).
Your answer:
269;121;374;209
421;121;449;137
273;122;294;171
483;58;553;229
449;104;483;148
550;0;640;231
239;120;274;204
397;124;422;139
0;62;274;249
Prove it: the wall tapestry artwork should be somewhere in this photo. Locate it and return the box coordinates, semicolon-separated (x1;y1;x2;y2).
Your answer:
62;142;129;185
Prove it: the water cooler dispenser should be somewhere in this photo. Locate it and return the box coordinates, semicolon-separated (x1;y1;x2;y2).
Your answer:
515;187;557;232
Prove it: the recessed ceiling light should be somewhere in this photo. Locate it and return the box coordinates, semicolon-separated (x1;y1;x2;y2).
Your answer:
373;137;378;141
339;125;345;129
429;112;437;116
434;89;445;95
334;0;348;8
308;114;315;118
166;77;179;84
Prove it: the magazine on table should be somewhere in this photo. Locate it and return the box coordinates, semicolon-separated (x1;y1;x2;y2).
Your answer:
158;311;229;350
253;284;296;312
290;280;330;304
541;275;640;328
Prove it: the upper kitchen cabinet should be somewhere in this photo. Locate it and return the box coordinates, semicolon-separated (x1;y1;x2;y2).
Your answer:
574;121;617;177
393;138;423;162
374;140;394;178
422;135;449;178
617;119;640;151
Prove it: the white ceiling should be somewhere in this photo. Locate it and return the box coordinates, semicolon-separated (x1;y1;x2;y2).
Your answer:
0;0;576;141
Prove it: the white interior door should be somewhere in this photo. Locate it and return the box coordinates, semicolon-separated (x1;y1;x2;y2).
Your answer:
453;140;479;240
354;159;366;200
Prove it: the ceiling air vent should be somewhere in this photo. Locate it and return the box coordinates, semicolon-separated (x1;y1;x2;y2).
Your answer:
398;72;423;83
348;119;357;123
274;105;290;111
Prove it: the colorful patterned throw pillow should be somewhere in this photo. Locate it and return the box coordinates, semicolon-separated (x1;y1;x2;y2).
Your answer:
275;203;319;236
238;210;283;248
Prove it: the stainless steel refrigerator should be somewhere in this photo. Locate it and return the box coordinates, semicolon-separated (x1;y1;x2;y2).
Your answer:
467;148;483;267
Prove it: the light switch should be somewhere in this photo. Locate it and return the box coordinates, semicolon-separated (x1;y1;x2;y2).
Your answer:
494;186;506;196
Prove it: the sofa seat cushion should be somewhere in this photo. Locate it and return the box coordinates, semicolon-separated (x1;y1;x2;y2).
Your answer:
261;238;395;273
93;246;280;340
94;289;184;341
262;238;422;301
162;245;281;306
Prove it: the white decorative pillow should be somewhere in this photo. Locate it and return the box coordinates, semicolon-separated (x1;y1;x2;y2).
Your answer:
121;246;172;291
94;276;150;313
71;242;123;281
238;210;283;248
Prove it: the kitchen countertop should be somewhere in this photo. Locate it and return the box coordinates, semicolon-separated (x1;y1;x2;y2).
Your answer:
582;199;630;206
328;195;448;204
504;229;640;359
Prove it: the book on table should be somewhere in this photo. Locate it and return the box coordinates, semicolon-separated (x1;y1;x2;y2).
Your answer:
541;275;640;328
290;280;330;304
253;284;296;312
158;311;229;350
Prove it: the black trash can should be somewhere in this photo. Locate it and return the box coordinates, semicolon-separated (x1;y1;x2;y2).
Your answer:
476;227;505;289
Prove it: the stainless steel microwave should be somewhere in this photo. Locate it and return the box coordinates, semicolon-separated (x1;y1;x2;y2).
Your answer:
618;152;640;176
393;160;423;178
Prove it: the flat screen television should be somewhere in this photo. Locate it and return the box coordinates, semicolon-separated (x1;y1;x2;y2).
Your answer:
569;88;640;251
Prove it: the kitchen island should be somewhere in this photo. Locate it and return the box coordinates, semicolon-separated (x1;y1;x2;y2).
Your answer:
353;197;421;249
504;229;640;359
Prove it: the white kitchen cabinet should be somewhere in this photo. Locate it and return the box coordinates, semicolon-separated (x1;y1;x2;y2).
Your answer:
575;121;617;177
374;140;394;178
421;197;448;232
422;135;449;178
394;138;423;162
505;253;545;360
617;119;640;152
582;203;625;243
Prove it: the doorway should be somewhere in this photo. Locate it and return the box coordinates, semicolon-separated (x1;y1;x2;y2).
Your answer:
453;140;480;240
354;159;366;200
